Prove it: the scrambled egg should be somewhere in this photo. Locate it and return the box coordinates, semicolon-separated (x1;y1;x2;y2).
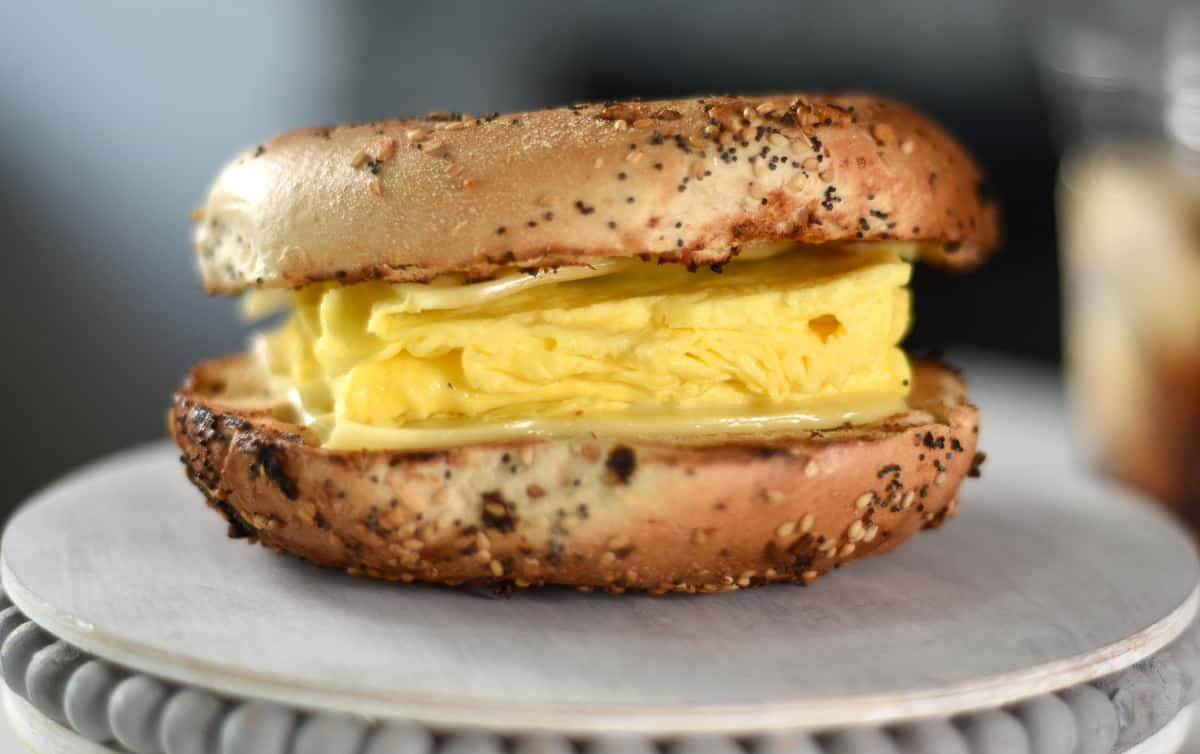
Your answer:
256;245;913;450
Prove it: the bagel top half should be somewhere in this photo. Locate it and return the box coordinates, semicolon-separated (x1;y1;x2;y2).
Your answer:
193;93;997;293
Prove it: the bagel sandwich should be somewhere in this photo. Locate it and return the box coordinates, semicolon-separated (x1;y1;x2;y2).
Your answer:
173;93;997;594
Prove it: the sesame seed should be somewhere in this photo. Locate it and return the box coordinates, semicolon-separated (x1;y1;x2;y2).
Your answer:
692;530;708;545
367;178;382;195
801;569;819;582
601;552;617;564
800;513;815;532
350;149;369;168
489;560;504;577
935;472;948;486
421;137;444;152
593;157;604;169
445;163;464;177
847;520;865;542
903;491;916;508
608;535;630;549
776;521;796;538
839;543;856;558
402;538;424;551
767;489;785;503
871;123;896;146
405;128;427;142
632;118;654;129
901;139;915;154
625;150;643;164
855;492;873;509
765;567;779;579
613;119;628;131
462;177;481;189
863;523;879;543
376;137;397;160
475;549;492;564
805;460;819;478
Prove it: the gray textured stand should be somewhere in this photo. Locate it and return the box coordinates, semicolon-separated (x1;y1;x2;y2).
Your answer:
0;556;1198;754
2;359;1199;753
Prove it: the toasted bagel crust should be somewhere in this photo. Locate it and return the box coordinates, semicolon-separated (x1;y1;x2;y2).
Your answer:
195;94;998;293
170;355;981;594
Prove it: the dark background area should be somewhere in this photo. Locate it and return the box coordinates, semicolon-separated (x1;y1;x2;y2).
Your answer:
0;0;1089;514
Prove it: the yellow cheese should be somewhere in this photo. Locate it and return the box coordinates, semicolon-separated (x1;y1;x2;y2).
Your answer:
257;245;914;450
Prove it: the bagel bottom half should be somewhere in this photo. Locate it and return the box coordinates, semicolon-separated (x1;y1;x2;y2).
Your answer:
171;355;981;594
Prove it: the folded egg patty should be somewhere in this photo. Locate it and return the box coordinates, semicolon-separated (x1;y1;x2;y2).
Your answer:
256;244;913;450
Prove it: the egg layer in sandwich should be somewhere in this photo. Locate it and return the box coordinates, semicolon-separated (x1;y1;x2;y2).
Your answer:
252;242;914;450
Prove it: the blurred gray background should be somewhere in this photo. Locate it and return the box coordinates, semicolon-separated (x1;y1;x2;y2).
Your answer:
0;0;1147;513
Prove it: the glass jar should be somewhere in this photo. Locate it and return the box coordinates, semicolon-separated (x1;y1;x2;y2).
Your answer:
1046;4;1200;526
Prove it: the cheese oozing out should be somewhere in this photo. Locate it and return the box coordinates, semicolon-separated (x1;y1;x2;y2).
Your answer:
252;243;914;450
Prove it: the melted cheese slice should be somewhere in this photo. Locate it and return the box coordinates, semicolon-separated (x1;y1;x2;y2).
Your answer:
256;245;913;450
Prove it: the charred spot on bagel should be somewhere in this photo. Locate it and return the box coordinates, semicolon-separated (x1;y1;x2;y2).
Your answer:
969;451;987;478
210;498;257;540
604;446;637;484
481;491;518;533
243;439;298;500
